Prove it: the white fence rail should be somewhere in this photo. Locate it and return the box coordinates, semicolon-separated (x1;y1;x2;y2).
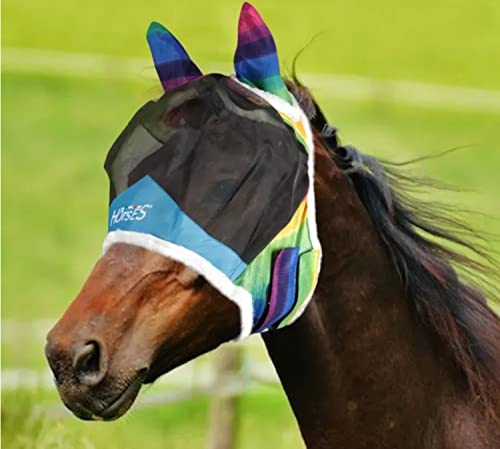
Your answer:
4;47;500;112
2;319;280;420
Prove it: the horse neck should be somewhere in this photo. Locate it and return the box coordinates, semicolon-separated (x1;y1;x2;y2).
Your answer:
262;149;478;449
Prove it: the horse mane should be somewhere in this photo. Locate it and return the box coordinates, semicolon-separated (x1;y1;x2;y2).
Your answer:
339;149;500;412
286;79;500;417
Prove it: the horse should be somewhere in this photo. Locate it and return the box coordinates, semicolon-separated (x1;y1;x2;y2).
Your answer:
45;3;500;448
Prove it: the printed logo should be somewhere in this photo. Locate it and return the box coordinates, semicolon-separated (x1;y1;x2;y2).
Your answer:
110;204;153;226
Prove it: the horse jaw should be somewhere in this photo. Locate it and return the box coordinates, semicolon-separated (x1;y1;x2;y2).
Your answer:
45;243;240;420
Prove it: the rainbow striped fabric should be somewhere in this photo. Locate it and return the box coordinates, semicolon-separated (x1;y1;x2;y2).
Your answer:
237;197;322;331
231;96;321;330
234;3;292;104
147;22;202;91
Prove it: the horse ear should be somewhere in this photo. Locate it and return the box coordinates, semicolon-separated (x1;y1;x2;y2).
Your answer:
234;2;291;103
147;21;203;92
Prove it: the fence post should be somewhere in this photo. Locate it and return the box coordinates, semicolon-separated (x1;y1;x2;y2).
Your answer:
208;344;243;449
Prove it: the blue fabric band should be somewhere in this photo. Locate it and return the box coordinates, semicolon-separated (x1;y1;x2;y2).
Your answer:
108;176;247;280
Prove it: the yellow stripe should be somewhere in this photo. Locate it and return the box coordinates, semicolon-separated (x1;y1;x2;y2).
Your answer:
278;112;308;146
274;199;308;240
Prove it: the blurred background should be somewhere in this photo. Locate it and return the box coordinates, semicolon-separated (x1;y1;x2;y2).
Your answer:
2;1;500;448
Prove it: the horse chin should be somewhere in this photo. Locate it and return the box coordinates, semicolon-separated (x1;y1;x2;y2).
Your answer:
57;368;148;422
95;369;148;421
143;366;163;385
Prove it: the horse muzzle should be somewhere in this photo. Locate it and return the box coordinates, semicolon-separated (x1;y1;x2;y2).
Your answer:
45;332;148;421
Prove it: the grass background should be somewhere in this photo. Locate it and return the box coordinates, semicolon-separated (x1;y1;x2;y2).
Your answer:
2;0;500;448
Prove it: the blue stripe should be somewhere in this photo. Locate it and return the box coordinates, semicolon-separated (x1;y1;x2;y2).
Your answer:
108;176;247;280
156;60;201;78
235;52;281;82
148;31;193;64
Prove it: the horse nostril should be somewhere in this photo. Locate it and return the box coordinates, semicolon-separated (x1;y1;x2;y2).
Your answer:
74;342;99;372
73;340;108;386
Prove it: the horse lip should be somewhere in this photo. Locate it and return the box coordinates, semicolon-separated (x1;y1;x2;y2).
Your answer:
70;405;95;421
97;369;148;421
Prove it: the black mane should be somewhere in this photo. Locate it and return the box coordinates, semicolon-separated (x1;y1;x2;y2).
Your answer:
341;147;500;407
286;78;500;416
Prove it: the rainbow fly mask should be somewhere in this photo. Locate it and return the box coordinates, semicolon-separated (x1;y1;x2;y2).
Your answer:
102;3;322;340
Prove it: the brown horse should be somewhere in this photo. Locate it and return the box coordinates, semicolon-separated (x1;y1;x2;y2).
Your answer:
46;4;500;440
45;76;500;447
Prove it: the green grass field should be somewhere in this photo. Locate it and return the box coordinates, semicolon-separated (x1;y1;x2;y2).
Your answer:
3;388;303;449
3;0;500;89
2;0;500;448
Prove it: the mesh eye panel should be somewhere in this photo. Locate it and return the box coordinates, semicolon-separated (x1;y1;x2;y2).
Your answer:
104;74;309;263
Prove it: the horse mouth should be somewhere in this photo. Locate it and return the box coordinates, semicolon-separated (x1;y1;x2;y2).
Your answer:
95;369;148;421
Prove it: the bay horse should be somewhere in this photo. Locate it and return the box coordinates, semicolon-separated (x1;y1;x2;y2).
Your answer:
45;3;500;448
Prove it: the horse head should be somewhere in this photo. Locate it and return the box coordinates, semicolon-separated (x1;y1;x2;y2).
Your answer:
45;3;321;421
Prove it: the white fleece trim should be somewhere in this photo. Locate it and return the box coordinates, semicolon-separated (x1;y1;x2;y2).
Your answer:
231;76;303;122
102;230;254;340
292;91;323;324
231;77;323;325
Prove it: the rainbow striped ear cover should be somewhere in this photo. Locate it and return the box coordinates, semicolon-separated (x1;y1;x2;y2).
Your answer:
103;75;321;340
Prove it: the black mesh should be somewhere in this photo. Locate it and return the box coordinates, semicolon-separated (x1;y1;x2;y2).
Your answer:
105;75;309;263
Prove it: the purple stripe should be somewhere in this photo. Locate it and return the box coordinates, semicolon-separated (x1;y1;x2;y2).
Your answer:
156;59;201;78
264;252;288;324
234;35;277;63
162;74;202;90
156;60;202;90
253;248;299;333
